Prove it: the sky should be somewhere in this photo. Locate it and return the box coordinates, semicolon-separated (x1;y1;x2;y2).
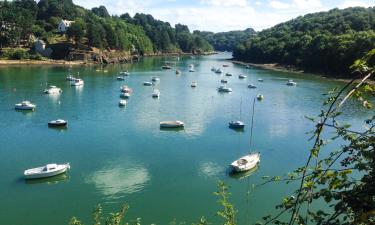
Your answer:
73;0;374;32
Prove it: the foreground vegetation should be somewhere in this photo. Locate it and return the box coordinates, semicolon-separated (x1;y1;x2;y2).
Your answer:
233;7;375;78
68;51;374;224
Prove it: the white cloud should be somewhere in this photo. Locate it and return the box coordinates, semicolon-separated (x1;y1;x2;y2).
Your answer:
293;0;322;9
269;1;291;9
200;0;248;7
255;1;263;6
339;0;373;9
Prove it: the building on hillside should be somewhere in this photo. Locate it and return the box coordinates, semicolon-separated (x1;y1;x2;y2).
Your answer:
34;39;52;58
58;20;74;33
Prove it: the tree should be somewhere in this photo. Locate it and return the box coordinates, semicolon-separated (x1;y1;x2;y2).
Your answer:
66;21;84;45
91;6;109;18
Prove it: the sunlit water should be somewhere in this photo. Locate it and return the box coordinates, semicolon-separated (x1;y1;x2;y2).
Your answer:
0;53;372;225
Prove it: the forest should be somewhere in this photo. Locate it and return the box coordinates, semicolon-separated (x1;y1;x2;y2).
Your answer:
233;7;375;77
0;0;213;58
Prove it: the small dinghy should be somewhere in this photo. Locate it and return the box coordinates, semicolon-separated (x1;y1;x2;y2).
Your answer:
143;81;153;86
162;65;172;69
119;71;130;76
120;85;132;93
231;153;260;172
24;163;70;179
151;77;160;82
48;119;67;127
152;89;160;98
160;120;184;128
191;81;197;87
43;86;62;94
239;74;247;79
71;78;84;86
248;84;257;88
217;85;232;93
257;94;264;100
119;99;127;106
117;76;125;81
257;78;263;82
286;79;297;86
225;72;232;76
15;101;36;110
221;79;228;84
229;121;245;129
120;93;131;99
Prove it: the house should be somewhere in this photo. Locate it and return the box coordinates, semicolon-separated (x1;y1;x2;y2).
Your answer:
34;39;46;52
58;20;74;33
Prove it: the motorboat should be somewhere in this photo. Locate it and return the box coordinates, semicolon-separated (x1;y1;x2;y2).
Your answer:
152;89;160;98
120;93;131;99
221;79;228;84
143;81;153;86
48;119;67;127
15;101;36;110
151;77;160;82
286;79;297;86
231;153;260;172
119;99;127;106
239;74;247;79
229;121;245;129
191;81;197;87
257;78;263;82
225;72;232;76
217;85;232;93
248;84;257;88
160;120;184;128
117;76;125;81
162;65;172;69
71;78;84;86
257;94;264;100
120;85;132;93
24;163;70;179
119;71;130;76
43;86;62;94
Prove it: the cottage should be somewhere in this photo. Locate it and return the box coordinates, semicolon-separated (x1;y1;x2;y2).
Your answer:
34;39;46;52
58;20;74;33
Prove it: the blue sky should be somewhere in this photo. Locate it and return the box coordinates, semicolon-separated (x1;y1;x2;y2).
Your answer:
73;0;374;32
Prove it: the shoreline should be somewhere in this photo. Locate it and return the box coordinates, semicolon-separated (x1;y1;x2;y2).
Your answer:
231;60;374;84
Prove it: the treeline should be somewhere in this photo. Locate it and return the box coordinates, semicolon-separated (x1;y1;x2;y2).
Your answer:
195;28;256;51
0;0;213;56
233;7;375;77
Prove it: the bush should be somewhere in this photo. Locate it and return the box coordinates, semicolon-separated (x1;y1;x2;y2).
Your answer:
10;49;30;60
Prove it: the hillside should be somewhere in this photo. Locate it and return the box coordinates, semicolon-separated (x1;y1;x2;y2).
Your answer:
233;7;375;77
195;28;256;51
0;0;213;61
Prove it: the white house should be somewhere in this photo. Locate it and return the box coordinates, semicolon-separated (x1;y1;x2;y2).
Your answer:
58;19;74;33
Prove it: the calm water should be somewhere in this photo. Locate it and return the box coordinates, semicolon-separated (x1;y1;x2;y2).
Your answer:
0;53;371;225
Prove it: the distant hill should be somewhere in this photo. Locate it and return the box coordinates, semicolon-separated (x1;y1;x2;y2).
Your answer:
233;7;375;77
195;28;256;51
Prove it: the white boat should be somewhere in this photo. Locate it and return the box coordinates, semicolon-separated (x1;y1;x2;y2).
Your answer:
48;119;67;127
117;76;125;81
151;76;160;82
152;89;160;98
221;79;228;83
15;101;36;110
71;78;84;86
160;120;184;128
162;65;172;69
189;68;195;72
191;81;197;87
286;79;297;86
119;99;127;106
43;86;62;94
248;84;257;88
257;78;263;82
231;153;260;172
66;75;75;81
119;71;130;76
257;94;264;100
217;85;232;93
225;72;232;76
229;120;245;129
239;74;247;79
120;93;131;99
120;85;132;93
143;81;153;86
24;163;70;179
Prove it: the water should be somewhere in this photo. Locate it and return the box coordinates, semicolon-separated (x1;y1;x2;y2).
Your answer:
0;53;371;225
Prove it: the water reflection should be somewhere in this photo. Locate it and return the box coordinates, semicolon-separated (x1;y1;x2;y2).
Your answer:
159;127;185;132
24;174;69;185
228;166;259;180
199;161;225;179
86;161;150;199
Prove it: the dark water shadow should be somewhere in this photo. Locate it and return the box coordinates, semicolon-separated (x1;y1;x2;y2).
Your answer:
159;127;185;132
23;173;70;185
227;165;259;180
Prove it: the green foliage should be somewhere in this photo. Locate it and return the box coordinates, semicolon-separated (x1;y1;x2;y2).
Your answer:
66;20;85;44
214;181;237;225
233;7;375;77
91;6;110;18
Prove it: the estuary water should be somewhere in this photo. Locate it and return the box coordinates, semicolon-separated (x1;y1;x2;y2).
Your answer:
0;53;371;225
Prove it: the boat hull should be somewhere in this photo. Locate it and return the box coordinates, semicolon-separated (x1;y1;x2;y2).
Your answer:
24;167;69;179
160;121;184;128
48;122;67;127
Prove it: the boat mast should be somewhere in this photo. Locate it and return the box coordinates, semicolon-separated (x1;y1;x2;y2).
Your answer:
249;98;256;150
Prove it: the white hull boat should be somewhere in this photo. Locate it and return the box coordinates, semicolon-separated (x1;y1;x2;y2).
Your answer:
257;94;264;100
225;73;232;76
248;84;257;88
257;78;263;82
120;86;132;93
151;77;160;82
239;74;247;79
221;79;228;83
119;71;130;76
286;80;297;86
120;93;131;99
66;75;75;81
117;76;125;81
160;120;184;128
143;81;153;86
231;153;260;172
48;119;67;127
191;81;197;87
119;100;127;106
71;79;84;86
43;86;62;94
218;85;232;93
152;89;160;98
15;101;36;110
24;163;70;179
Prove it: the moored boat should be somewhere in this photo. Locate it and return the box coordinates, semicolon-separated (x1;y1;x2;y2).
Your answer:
71;78;84;86
120;93;131;99
160;120;184;128
119;99;127;106
48;119;67;127
191;81;197;87
257;78;263;82
152;89;160;98
221;79;228;83
117;76;125;81
120;85;132;93
119;71;130;76
143;81;153;86
229;120;245;129
43;86;62;94
162;65;172;69
24;163;71;179
231;153;260;172
151;77;160;82
257;94;264;100
66;75;75;81
215;68;223;74
286;79;297;86
239;74;247;79
176;69;181;75
217;85;232;93
225;72;232;76
248;84;257;88
15;101;36;110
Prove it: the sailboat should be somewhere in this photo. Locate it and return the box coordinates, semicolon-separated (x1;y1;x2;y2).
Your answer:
230;98;260;172
229;98;245;129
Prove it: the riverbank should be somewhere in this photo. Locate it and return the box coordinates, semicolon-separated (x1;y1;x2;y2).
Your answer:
0;59;87;66
231;60;374;84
